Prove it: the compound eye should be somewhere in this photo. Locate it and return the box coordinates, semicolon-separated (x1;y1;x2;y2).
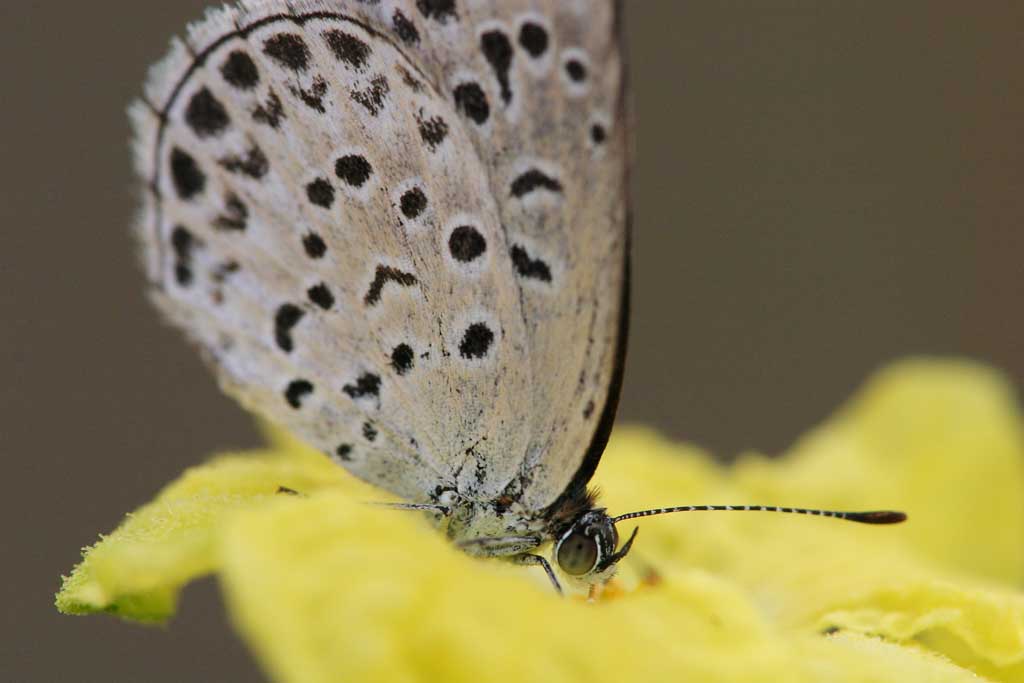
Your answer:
556;532;598;576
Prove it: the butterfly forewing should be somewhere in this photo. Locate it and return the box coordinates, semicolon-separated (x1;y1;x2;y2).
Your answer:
134;0;627;510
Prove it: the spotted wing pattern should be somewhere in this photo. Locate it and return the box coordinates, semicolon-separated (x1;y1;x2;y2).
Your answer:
133;0;628;509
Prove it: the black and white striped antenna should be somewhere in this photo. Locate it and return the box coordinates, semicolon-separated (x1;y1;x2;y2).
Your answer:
612;505;906;524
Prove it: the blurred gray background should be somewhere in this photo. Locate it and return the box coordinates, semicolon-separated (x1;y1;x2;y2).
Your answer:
3;2;1021;681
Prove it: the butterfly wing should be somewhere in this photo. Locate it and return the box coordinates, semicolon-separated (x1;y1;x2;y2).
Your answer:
133;0;627;508
391;0;630;510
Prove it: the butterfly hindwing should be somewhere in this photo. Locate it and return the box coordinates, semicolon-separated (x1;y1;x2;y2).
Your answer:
133;0;627;509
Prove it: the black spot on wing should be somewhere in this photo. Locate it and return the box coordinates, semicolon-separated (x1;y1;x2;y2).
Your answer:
448;226;486;262
323;29;372;69
364;265;418;306
170;225;200;287
518;22;548;58
263;33;310;71
459;323;494;359
335;443;353;461
565;58;587;82
218;145;269;179
274;303;305;353
510;169;562;198
185;88;230;138
173;264;193;287
221;50;260;90
306;178;335;208
416;112;448;150
294;77;328;113
336;155;373;187
352;75;389;116
510;244;552;282
391;344;414;375
392;10;420;44
302;232;327;259
590;124;607;145
252;91;285;128
284;380;314;409
170;227;194;256
307;282;334;310
481;30;513;104
343;372;381;400
214;193;248;231
362;421;378;442
453;82;489;124
400;187;427;219
416;0;457;23
170;147;205;200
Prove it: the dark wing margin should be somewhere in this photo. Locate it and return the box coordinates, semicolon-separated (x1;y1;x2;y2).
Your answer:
544;0;632;522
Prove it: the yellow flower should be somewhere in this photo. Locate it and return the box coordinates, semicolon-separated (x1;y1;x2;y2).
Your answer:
56;359;1024;682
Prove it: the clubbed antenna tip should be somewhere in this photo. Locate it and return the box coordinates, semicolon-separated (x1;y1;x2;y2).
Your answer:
847;510;907;524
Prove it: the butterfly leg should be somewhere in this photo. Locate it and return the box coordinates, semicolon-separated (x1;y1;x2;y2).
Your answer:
512;553;563;595
373;502;453;516
276;494;452;518
456;535;542;556
456;536;562;594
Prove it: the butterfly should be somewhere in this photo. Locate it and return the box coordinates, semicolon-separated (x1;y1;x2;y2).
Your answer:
133;0;904;594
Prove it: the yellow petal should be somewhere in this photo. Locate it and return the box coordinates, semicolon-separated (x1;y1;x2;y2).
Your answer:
220;491;797;683
55;439;365;621
799;631;991;683
593;359;1024;680
56;358;1024;682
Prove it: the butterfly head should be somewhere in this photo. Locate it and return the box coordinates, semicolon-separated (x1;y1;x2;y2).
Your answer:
553;509;638;585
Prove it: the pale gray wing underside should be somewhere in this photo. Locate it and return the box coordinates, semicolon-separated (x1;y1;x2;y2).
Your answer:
133;0;627;509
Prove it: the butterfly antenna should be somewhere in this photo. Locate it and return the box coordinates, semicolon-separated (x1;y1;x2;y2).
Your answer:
612;505;906;524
